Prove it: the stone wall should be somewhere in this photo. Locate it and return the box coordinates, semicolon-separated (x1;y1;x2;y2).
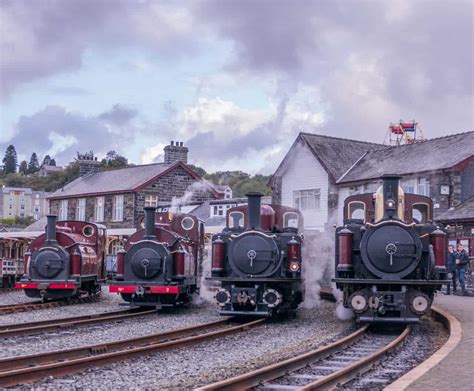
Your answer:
133;165;215;225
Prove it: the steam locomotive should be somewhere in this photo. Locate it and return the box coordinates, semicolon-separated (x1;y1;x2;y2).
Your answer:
209;193;304;317
16;215;106;300
108;207;204;308
334;175;448;323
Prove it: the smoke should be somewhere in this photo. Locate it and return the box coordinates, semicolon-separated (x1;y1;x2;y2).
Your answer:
196;242;216;304
333;287;354;321
169;180;212;213
300;230;334;309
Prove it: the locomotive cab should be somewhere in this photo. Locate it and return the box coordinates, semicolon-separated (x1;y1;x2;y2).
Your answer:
335;175;448;323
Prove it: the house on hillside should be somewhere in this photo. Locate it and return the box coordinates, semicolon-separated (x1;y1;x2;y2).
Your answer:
47;142;219;230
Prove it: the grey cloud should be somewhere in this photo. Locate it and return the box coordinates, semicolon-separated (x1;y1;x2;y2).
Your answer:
1;0;202;100
196;0;473;138
98;104;138;126
2;104;137;163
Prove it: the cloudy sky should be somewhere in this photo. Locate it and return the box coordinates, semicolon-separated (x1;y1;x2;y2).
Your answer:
0;0;472;174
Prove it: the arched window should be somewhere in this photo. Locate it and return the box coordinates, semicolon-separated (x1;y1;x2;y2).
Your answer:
228;211;244;228
348;201;366;221
283;212;299;228
412;203;429;224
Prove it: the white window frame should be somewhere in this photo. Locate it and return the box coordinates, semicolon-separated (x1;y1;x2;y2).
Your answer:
417;178;430;196
145;195;158;207
76;198;86;221
59;199;68;221
95;196;104;222
113;195;124;222
293;189;321;211
347;201;366;221
283;212;299;229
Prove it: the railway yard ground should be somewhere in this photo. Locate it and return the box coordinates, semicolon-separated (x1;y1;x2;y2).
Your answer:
0;290;464;390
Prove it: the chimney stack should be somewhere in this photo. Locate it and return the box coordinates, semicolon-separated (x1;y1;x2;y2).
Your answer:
76;151;101;177
164;141;188;164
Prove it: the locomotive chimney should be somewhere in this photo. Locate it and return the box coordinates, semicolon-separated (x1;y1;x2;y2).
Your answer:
46;215;57;244
382;174;401;219
246;192;262;230
144;207;156;239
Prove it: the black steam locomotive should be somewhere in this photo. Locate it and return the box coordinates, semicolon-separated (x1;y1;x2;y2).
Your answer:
209;193;304;317
334;175;448;323
109;207;204;308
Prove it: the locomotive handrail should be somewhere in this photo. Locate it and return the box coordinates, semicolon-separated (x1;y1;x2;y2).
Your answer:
230;230;278;240
366;220;416;228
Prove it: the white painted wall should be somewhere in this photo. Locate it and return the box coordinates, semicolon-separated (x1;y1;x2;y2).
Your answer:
280;143;329;231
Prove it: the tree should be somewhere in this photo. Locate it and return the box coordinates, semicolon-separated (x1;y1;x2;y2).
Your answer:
2;145;17;174
42;155;52;166
187;164;207;177
19;160;28;175
27;152;40;174
50;158;56;166
101;150;128;169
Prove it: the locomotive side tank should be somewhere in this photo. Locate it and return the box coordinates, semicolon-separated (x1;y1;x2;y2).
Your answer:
16;215;106;300
334;175;448;323
108;207;204;308
209;192;304;317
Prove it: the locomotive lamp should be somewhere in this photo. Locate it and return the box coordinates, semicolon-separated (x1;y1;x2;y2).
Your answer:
287;237;301;273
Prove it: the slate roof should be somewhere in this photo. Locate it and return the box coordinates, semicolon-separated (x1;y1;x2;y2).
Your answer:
300;133;385;181
437;197;474;222
338;131;474;183
48;162;192;199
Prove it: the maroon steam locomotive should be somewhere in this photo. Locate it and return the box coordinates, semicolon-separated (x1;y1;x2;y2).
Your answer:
108;207;204;308
209;193;304;317
16;215;107;300
334;175;448;323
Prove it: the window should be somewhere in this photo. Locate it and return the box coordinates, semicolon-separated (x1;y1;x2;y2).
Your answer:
59;199;68;220
76;198;86;221
229;211;244;228
412;203;429;224
293;189;320;210
95;197;104;222
212;205;225;216
283;212;299;228
20;205;25;210
417;178;430;196
34;199;40;206
113;195;124;221
145;195;158;207
348;201;366;221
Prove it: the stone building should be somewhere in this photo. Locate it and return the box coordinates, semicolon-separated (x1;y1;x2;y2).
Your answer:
47;142;219;229
271;131;473;232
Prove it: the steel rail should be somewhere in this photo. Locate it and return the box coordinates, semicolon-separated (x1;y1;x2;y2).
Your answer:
300;325;410;390
0;308;157;338
0;294;100;315
0;318;265;388
199;324;411;391
197;325;369;391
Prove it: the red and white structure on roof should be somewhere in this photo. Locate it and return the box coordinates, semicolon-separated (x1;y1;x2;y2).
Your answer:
385;120;426;146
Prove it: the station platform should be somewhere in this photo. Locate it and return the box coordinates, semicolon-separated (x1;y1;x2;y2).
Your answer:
391;293;473;391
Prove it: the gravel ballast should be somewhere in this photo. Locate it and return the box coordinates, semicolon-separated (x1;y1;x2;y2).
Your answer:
18;301;353;390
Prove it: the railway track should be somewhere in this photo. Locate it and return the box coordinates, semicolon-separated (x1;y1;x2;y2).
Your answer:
0;293;101;315
0;307;157;338
0;317;265;388
199;324;410;390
